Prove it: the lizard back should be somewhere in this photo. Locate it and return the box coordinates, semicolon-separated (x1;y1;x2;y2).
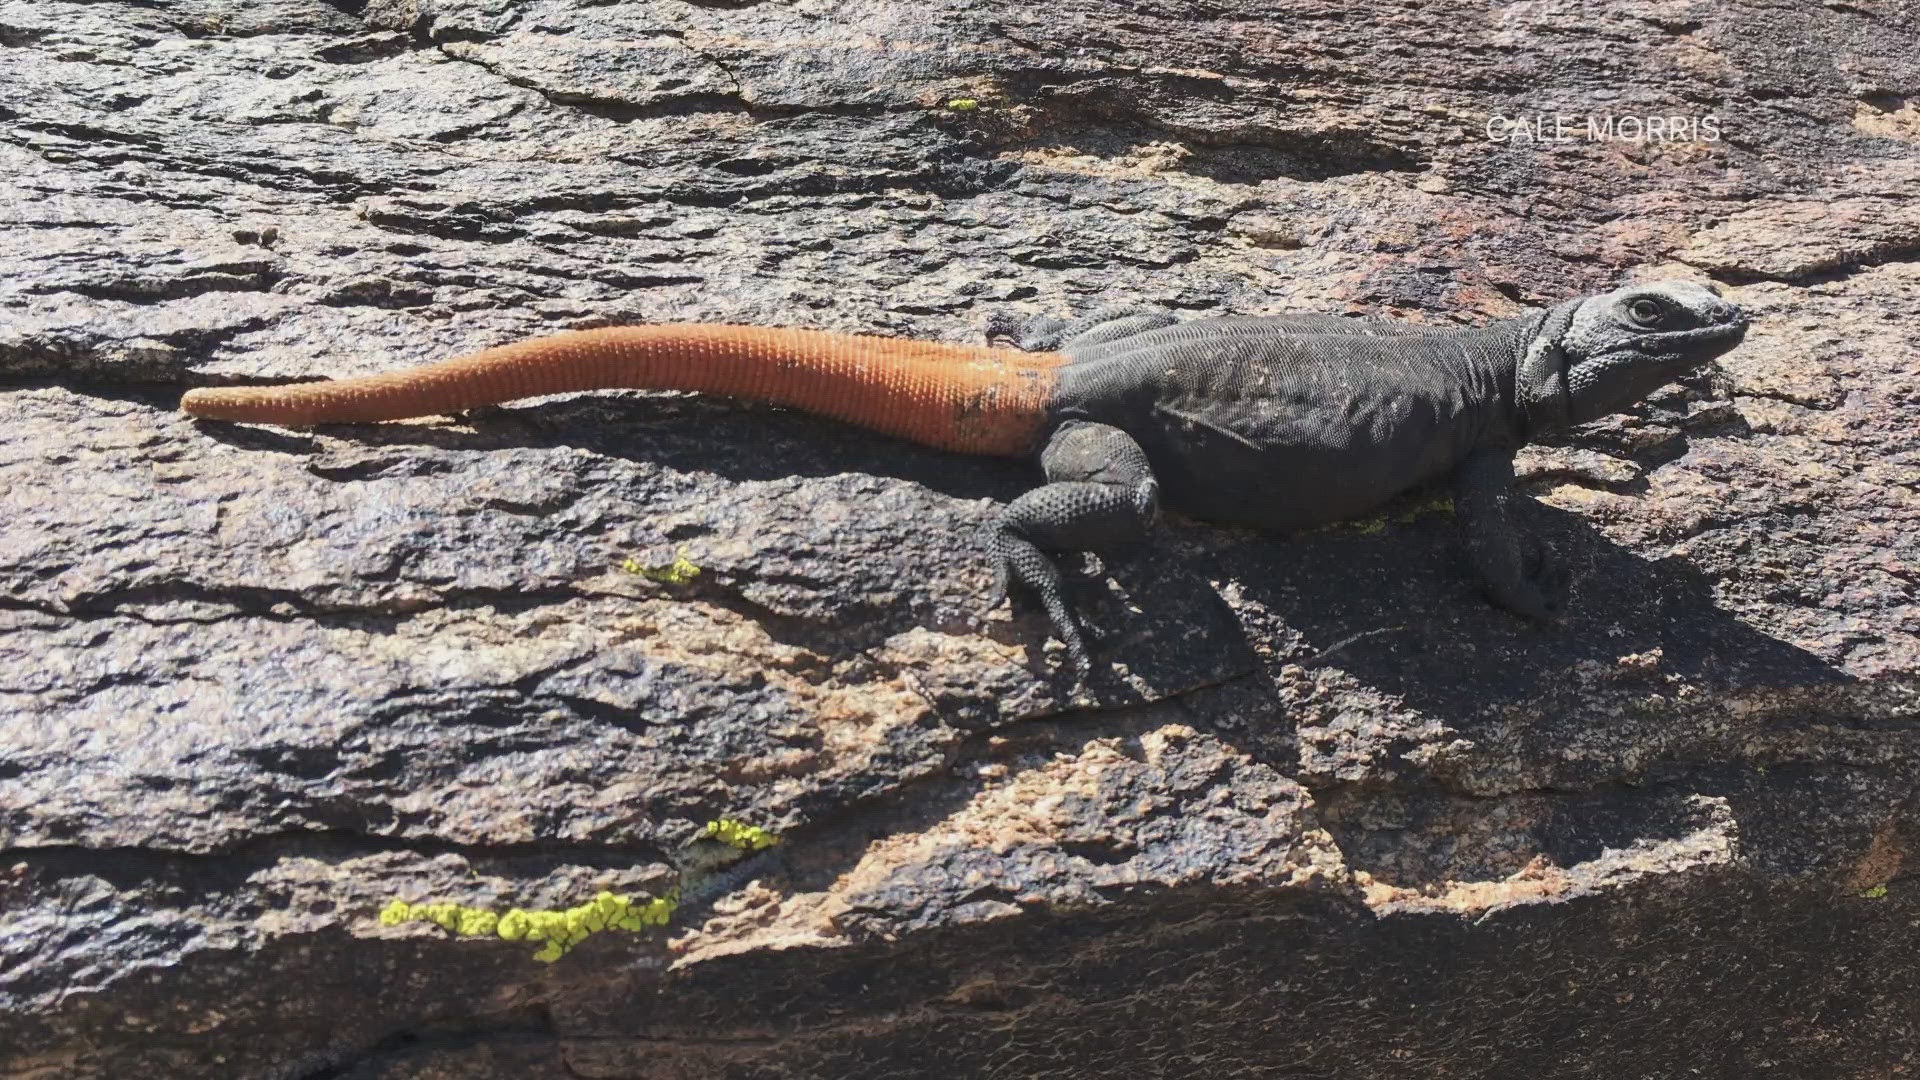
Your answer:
1049;318;1527;529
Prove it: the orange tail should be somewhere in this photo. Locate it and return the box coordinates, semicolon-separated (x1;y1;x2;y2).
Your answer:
179;324;1064;457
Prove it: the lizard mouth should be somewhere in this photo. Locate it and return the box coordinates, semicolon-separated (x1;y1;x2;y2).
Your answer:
1634;316;1747;354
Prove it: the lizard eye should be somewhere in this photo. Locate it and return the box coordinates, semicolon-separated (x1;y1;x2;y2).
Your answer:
1625;298;1665;327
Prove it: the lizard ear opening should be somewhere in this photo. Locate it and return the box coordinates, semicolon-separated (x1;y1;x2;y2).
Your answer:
1515;298;1580;437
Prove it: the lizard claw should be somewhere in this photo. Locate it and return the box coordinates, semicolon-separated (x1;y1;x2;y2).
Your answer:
1488;563;1565;622
1067;618;1098;676
1520;541;1570;619
986;561;1010;612
990;532;1101;679
1497;585;1561;623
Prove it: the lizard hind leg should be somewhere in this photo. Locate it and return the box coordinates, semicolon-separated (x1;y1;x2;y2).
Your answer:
991;421;1160;675
990;305;1181;352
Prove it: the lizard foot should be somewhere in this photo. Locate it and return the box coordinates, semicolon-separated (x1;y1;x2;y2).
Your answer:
991;421;1160;677
987;305;1180;352
991;528;1095;675
1488;540;1569;622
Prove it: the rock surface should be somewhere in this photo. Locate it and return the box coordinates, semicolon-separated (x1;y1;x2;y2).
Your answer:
2;0;1917;1076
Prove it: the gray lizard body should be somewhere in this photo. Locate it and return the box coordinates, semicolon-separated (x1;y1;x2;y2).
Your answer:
1054;318;1517;527
990;280;1748;669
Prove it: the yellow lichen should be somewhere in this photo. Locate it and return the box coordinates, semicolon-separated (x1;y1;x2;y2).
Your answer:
621;547;702;585
380;889;678;962
380;814;777;961
705;817;779;851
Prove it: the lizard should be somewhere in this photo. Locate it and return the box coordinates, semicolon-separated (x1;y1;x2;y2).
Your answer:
180;279;1749;672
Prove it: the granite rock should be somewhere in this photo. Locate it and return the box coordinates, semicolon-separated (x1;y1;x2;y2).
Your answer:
2;0;1916;1076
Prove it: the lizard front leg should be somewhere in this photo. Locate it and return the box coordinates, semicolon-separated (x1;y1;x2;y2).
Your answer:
1453;446;1566;621
992;421;1160;674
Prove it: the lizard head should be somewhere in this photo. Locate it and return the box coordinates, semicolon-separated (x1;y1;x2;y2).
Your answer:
1518;279;1748;432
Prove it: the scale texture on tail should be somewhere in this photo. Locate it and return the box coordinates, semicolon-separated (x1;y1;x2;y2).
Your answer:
179;324;1065;457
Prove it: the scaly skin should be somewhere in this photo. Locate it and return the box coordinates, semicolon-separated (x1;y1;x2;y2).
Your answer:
181;281;1750;676
993;280;1747;668
181;324;1064;457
